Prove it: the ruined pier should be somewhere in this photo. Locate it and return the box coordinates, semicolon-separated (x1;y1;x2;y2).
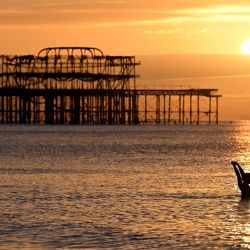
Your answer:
0;47;221;125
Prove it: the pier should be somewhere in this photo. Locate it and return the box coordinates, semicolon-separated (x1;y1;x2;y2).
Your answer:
0;47;221;125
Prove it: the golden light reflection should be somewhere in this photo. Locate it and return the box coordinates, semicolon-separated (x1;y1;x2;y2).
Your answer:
230;122;250;171
235;201;250;249
224;201;250;248
227;123;250;247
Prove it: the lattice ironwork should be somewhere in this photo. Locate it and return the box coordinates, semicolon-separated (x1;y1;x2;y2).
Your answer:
0;47;221;125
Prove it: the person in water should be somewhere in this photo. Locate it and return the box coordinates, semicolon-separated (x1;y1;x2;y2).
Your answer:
231;161;250;198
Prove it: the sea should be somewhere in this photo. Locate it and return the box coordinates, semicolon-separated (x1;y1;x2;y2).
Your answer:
1;121;250;249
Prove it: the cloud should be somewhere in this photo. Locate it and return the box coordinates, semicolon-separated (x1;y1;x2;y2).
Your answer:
143;28;209;35
1;1;250;29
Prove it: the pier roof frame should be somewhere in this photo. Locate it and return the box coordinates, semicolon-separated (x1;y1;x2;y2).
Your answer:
38;47;104;58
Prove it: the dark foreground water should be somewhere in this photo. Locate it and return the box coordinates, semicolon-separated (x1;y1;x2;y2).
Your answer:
1;122;250;249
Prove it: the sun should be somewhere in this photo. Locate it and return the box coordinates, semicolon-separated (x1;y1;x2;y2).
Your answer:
241;39;250;54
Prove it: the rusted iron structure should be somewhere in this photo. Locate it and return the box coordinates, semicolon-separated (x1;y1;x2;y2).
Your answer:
0;47;221;125
137;89;221;124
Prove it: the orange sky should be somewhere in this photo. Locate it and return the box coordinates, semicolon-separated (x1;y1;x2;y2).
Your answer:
1;0;250;55
1;0;250;120
138;54;250;121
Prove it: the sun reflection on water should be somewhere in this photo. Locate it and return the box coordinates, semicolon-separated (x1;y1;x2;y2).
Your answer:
227;200;250;249
230;121;250;171
223;121;250;248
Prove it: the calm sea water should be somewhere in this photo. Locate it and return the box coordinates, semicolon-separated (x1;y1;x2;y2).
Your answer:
1;122;250;249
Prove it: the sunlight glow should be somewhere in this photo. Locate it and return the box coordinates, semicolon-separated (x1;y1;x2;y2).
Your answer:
241;39;250;54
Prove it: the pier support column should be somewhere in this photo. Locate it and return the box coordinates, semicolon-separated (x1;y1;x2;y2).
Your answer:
45;96;54;124
72;96;80;124
19;95;29;124
81;96;86;125
197;95;200;125
163;95;166;124
216;96;219;124
168;95;171;124
156;95;160;124
60;96;65;124
108;95;113;124
189;95;192;124
120;95;126;124
178;95;181;124
15;96;18;124
1;96;4;124
132;93;139;124
209;96;212;125
182;95;185;124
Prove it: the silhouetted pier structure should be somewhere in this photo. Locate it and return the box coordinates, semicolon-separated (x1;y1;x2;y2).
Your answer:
0;47;221;125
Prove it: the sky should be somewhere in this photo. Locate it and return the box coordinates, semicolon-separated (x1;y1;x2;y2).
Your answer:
1;0;250;120
1;0;250;55
138;54;250;121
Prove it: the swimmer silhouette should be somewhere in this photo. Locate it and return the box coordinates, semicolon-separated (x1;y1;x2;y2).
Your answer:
231;161;250;198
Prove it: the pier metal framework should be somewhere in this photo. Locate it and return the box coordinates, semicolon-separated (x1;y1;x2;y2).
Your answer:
0;47;221;125
137;89;221;124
